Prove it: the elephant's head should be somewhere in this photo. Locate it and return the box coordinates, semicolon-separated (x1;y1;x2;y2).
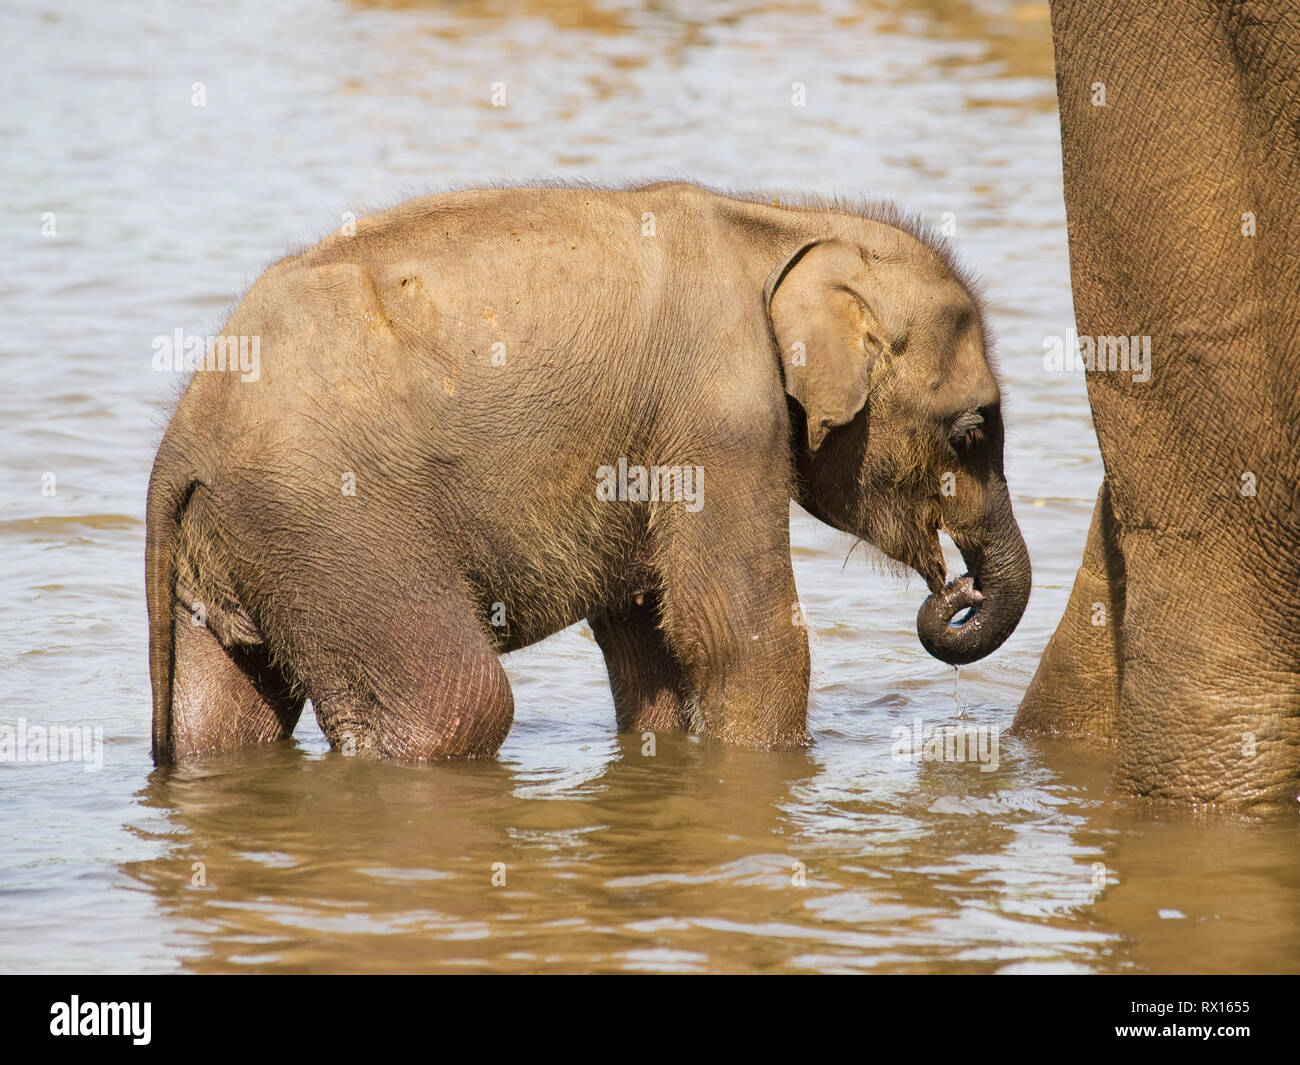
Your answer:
766;235;1030;665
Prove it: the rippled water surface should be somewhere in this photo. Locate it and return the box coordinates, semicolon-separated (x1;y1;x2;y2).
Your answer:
3;0;1298;973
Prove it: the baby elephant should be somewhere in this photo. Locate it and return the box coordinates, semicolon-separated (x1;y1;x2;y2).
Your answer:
147;182;1030;763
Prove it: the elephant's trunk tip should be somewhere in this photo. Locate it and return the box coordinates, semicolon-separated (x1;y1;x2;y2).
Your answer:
916;575;989;666
914;518;1031;667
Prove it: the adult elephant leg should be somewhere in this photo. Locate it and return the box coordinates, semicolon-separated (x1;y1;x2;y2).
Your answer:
169;601;302;760
1114;531;1300;804
1014;481;1122;741
590;592;691;733
653;489;811;750
1041;0;1300;803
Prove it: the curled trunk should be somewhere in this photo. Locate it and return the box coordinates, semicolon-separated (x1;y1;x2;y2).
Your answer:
916;488;1031;666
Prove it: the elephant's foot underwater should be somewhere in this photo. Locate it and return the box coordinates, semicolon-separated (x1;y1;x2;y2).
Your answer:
146;181;1030;765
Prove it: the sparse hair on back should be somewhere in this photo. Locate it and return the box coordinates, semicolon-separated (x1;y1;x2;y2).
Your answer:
266;177;996;381
313;177;982;298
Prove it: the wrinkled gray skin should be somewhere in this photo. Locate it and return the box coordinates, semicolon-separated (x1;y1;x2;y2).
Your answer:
1015;1;1300;806
147;182;1029;763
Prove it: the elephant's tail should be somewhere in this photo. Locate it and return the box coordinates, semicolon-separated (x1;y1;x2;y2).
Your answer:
145;438;195;766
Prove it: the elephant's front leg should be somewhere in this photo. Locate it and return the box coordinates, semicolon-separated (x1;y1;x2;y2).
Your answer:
589;592;692;733
655;492;812;749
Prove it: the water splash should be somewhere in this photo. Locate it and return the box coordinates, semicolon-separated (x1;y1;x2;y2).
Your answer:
953;666;970;719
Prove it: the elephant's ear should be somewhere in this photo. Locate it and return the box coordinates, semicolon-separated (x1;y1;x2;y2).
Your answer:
765;240;876;453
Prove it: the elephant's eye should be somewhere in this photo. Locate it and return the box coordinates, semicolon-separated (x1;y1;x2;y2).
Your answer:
947;409;985;452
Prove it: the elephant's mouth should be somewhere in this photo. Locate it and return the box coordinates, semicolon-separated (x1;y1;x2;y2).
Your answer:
915;526;984;639
914;523;948;594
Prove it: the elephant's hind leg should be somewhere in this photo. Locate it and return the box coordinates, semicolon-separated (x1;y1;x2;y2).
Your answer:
169;601;303;760
590;592;692;733
303;583;515;761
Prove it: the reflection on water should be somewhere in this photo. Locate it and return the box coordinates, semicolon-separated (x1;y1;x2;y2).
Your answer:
1;0;1296;973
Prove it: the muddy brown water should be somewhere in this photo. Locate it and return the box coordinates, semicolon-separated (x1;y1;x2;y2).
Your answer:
2;0;1297;973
